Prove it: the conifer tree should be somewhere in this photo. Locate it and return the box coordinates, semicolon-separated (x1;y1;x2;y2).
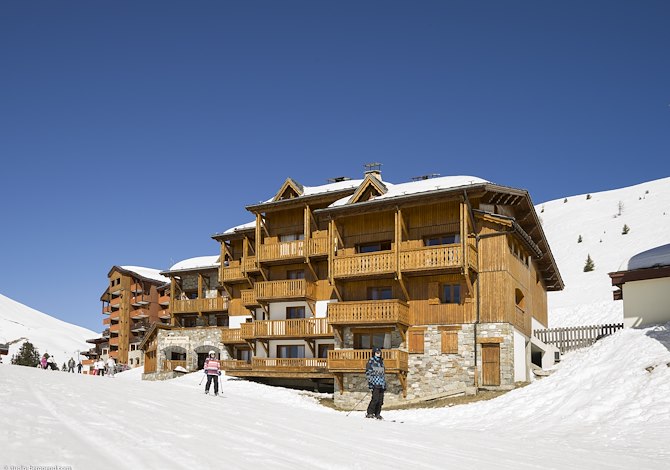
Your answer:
578;235;582;243
622;224;630;235
583;254;595;272
586;194;591;200
11;341;40;367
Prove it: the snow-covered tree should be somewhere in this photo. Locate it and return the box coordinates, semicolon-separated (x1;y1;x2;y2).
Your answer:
583;254;595;272
11;341;40;367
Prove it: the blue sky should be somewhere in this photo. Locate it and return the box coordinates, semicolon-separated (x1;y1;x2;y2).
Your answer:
1;1;668;333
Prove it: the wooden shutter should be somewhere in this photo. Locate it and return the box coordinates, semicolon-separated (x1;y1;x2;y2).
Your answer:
441;331;458;354
408;328;425;354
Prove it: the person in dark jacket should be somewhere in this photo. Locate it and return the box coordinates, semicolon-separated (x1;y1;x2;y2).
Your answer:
365;347;386;419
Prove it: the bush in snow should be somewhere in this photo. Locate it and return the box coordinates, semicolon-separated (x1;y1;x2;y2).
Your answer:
584;254;595;272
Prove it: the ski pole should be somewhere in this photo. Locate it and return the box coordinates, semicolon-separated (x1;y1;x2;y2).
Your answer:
346;390;370;417
199;373;206;386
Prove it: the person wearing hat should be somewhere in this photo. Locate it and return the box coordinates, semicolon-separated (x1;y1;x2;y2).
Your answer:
203;350;221;395
365;346;386;419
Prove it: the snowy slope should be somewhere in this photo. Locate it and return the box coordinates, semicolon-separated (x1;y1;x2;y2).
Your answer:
0;323;668;469
0;293;97;363
539;176;670;327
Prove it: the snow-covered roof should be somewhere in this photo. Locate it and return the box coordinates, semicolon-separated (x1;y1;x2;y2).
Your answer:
119;266;170;284
167;255;220;272
330;175;489;207
223;220;256;234
627;243;670;270
263;179;364;203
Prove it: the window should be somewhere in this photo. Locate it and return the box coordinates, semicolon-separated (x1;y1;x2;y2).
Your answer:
440;329;459;354
287;270;305;280
318;343;332;358
277;345;305;358
280;233;304;242
170;351;186;361
425;234;460;246
441;284;461;304
408;328;425;354
236;349;251;362
357;241;392;253
368;286;393;300
286;306;305;319
354;331;386;349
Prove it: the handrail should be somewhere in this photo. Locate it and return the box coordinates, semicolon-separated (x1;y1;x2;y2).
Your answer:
327;299;410;325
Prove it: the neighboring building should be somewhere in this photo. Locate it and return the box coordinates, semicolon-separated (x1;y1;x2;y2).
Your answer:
94;266;170;367
609;243;670;328
195;167;564;406
0;340;8;361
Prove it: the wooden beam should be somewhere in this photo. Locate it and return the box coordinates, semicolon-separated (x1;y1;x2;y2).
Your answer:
335;373;344;395
306;339;316;357
398;277;410;302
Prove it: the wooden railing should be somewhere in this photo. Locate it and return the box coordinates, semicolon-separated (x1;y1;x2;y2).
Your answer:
251;318;332;339
220;359;252;371
328;349;409;372
308;237;329;256
172;297;229;314
399;245;461;271
110;312;120;320
514;306;531;336
244;256;258;272
109;337;119;346
251;357;329;372
158;308;171;319
332;252;396;278
534;323;624;354
109;324;120;333
467;240;478;271
158;294;170;306
260;240;305;261
327;300;410;326
130;283;143;293
255;279;316;300
102;305;112;314
241;289;258;306
221;328;245;343
221;260;246;282
131;294;149;306
130;309;149;319
102;317;110;325
110;297;121;308
240;322;255;340
163;360;187;372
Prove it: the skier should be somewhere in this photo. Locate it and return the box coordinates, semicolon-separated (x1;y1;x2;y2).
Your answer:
365;347;386;420
95;358;105;376
106;356;116;377
77;361;82;374
203;351;221;396
40;355;47;370
46;355;56;371
68;357;75;373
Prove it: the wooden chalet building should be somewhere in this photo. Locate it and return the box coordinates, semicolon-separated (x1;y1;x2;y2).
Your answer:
205;168;564;406
94;266;171;367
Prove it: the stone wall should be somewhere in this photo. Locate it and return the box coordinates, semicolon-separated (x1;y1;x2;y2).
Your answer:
476;322;515;389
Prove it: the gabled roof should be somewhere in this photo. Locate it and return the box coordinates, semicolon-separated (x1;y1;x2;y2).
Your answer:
161;255;220;275
345;174;388;205
107;266;170;285
273;178;304;201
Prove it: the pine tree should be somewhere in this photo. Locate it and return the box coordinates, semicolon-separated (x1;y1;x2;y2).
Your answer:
586;194;591;200
578;235;582;243
622;224;630;235
11;341;40;367
564;198;568;203
583;254;595;272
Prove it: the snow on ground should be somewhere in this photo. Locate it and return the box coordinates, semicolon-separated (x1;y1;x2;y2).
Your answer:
0;293;96;363
540;176;670;327
1;324;669;469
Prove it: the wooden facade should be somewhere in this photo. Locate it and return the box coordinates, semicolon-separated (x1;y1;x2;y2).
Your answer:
95;266;171;366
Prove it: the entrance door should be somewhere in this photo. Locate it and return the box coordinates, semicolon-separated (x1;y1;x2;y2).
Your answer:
482;343;501;386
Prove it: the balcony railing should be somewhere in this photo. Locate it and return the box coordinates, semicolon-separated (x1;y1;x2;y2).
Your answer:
130;309;149;320
259;240;305;262
307;237;329;257
251;318;332;339
172;297;229;314
254;279;316;301
251;357;328;372
220;359;252;371
102;305;112;315
158;294;170;306
110;297;121;309
328;349;408;372
241;289;258;307
131;321;149;333
109;311;120;320
130;283;143;293
240;322;255;340
131;294;150;306
332;252;396;278
327;299;410;326
158;308;171;319
109;324;121;333
243;256;259;272
221;260;247;283
221;328;246;344
399;245;462;271
109;337;119;346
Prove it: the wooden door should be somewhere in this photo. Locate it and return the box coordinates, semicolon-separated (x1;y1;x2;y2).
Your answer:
481;343;501;386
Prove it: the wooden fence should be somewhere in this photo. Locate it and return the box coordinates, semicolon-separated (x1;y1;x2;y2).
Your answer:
534;323;624;354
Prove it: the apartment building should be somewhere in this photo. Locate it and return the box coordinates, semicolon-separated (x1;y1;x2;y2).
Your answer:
92;266;170;367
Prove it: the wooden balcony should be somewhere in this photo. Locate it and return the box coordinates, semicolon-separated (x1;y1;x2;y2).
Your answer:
109;350;119;359
251;357;329;373
241;289;259;307
332;252;396;279
109;324;121;333
221;260;247;283
259;240;305;263
328;349;409;373
110;297;121;309
327;299;410;326
172;297;229;314
240;322;255;340
244;256;259;272
251;318;332;339
131;294;150;306
254;279;316;301
131;321;149;333
221;328;245;344
102;317;111;325
220;359;252;371
130;283;143;293
163;360;187;372
307;237;329;257
130;309;149;320
109;337;119;346
399;245;462;273
158;294;170;306
158;308;171;320
110;311;120;320
102;305;112;315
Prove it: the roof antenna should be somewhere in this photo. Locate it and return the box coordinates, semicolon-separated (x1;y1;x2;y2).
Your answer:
364;162;382;179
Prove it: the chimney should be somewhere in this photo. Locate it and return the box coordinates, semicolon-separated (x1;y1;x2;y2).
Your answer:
364;162;382;179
